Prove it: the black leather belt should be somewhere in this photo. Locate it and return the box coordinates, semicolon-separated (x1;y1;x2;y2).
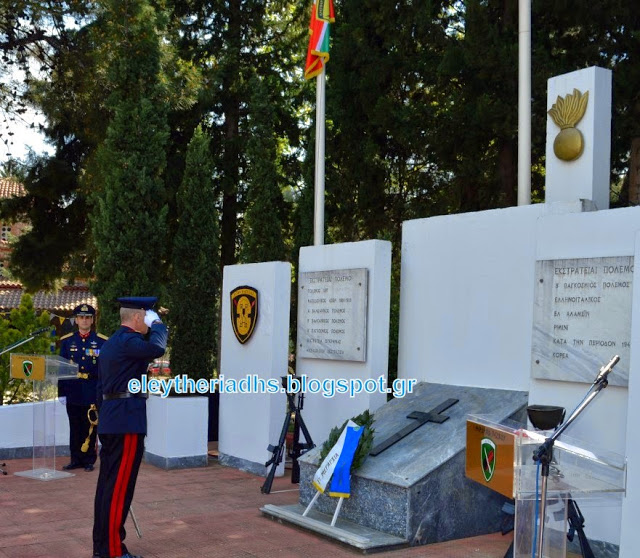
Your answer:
102;392;148;400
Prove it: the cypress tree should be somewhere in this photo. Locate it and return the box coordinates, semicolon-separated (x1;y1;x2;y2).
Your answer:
168;126;220;380
240;76;286;264
90;0;170;333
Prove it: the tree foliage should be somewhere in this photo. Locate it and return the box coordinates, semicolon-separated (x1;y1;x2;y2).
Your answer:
0;1;638;352
168;126;220;380
1;1;78;150
240;76;287;263
90;0;170;332
168;0;307;268
0;2;100;288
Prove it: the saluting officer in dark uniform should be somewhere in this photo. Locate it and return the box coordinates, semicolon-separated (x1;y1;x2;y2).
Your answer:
58;304;108;472
93;297;167;558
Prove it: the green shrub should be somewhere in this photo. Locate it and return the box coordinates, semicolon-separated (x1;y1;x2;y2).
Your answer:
0;295;52;405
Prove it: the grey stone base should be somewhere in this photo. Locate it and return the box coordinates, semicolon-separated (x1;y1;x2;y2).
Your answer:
261;503;408;552
299;451;510;545
0;445;70;460
144;451;208;470
298;382;528;547
218;452;269;477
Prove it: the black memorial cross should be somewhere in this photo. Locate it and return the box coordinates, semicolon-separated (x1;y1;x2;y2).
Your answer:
369;398;459;456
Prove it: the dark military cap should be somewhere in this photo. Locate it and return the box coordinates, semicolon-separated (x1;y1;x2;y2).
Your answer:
73;303;96;316
117;296;158;310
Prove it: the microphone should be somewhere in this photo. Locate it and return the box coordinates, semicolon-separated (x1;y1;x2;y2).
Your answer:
593;355;620;385
29;327;49;337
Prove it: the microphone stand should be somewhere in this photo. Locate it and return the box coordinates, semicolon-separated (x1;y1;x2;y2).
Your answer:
532;355;619;558
0;327;50;358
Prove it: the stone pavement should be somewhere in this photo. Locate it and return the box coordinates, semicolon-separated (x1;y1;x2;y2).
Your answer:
0;456;513;557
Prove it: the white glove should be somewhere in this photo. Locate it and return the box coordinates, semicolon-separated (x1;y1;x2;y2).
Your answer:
58;396;67;406
144;310;161;327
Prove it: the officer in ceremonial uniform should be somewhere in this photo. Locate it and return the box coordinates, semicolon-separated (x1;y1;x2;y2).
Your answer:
58;304;108;472
93;297;167;558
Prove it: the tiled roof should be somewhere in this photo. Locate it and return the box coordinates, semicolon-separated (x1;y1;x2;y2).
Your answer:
0;178;26;199
0;181;95;316
0;282;97;314
0;282;22;311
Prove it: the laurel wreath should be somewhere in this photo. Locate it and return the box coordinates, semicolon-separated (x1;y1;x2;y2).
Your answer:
318;409;375;472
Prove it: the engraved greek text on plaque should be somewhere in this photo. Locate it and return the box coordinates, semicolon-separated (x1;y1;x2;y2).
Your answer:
531;256;633;386
297;268;368;362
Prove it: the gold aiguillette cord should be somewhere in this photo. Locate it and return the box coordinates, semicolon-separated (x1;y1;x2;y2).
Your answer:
81;404;99;453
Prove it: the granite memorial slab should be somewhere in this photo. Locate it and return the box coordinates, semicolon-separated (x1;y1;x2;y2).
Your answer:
263;382;528;550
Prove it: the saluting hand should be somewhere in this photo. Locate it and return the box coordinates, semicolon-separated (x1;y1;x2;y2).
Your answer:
144;310;161;327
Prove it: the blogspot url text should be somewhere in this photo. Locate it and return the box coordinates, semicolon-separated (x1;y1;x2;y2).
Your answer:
128;374;417;399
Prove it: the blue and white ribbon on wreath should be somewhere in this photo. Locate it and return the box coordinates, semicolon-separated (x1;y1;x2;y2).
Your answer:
327;423;364;498
312;419;363;498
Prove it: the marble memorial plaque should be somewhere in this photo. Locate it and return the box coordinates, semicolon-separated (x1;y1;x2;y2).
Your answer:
297;268;368;362
531;256;633;386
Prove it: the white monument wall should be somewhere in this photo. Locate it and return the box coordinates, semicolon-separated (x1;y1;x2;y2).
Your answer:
218;261;290;476
297;240;391;446
398;204;640;549
530;207;640;547
529;207;640;451
398;204;545;391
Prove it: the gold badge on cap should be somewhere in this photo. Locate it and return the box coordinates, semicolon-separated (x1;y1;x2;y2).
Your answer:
230;286;258;344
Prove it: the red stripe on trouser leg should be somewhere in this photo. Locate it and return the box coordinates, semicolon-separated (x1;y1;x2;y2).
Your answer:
108;434;136;557
113;434;138;553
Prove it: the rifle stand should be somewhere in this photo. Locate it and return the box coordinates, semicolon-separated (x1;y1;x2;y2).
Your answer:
261;377;315;494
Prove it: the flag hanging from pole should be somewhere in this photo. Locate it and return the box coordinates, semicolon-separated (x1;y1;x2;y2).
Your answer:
304;0;335;80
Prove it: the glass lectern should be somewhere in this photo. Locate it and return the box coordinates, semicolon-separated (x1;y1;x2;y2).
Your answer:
11;354;79;480
513;428;626;558
466;415;626;558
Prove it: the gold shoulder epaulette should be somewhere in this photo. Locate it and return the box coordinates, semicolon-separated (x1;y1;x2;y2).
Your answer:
60;332;74;341
97;333;109;340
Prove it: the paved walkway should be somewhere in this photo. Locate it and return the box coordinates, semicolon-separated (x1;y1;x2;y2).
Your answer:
0;457;513;557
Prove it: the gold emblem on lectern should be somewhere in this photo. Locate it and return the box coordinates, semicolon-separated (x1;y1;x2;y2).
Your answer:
548;88;589;161
230;286;258;344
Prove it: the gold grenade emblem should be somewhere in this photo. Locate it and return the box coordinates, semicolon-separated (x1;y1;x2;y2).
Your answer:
548;88;589;161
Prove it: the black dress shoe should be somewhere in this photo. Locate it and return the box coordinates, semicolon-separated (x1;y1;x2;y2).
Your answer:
84;464;95;472
62;462;82;470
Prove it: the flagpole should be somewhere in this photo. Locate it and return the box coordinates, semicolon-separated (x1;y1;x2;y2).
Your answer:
313;67;326;246
518;0;531;206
